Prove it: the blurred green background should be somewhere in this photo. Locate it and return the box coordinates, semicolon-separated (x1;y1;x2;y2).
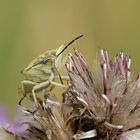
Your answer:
0;0;140;117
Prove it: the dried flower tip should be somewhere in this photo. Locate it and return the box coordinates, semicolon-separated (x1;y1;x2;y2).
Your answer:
73;129;97;139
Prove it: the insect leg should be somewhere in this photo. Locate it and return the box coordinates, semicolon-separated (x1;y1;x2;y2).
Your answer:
54;67;64;84
49;80;67;89
19;80;37;105
32;89;38;106
19;94;26;106
55;75;69;81
32;80;50;106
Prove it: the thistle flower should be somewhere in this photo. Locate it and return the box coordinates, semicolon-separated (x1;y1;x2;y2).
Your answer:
64;49;140;139
0;106;29;140
1;49;140;140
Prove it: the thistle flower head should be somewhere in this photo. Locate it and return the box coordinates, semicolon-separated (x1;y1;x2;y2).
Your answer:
64;49;140;139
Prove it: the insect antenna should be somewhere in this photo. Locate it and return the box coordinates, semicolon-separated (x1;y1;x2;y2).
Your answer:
56;35;84;57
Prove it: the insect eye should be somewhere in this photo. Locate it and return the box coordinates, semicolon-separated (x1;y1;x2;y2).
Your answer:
31;59;48;68
41;59;48;64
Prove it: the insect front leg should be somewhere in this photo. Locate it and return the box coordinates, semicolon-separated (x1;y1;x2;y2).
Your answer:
32;80;50;106
48;71;68;89
49;80;67;89
19;80;38;105
32;80;67;106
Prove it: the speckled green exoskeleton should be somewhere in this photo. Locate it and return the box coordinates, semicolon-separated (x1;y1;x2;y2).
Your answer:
20;35;83;106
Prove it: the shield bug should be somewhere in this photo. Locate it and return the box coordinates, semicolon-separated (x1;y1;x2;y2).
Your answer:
20;35;84;106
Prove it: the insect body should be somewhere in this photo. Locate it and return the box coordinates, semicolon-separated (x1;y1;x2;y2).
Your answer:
20;35;84;106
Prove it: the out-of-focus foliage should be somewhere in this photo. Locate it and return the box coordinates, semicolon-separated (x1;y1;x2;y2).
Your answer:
0;0;140;117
